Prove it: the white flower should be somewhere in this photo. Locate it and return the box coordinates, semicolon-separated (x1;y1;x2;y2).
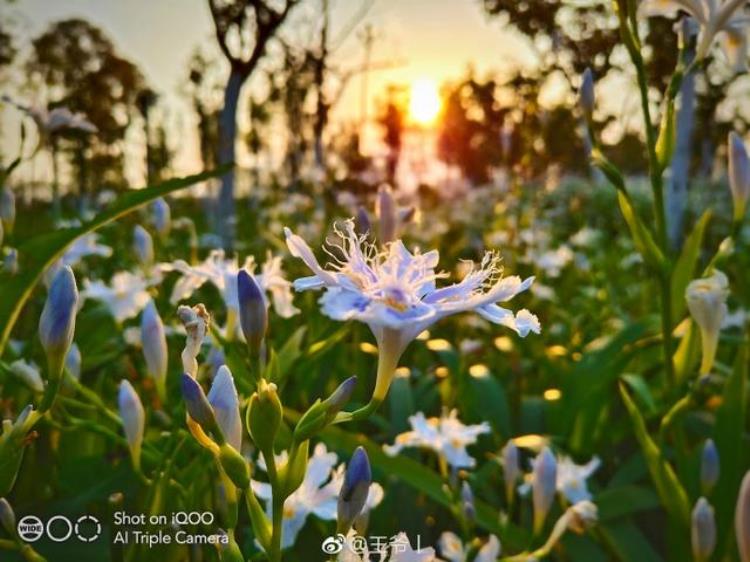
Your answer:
165;250;298;319
639;0;749;71
82;271;153;323
686;270;729;374
252;443;383;549
9;360;44;393
1;97;98;134
285;220;538;401
556;456;600;504
534;246;574;278
439;532;500;562
45;234;112;283
384;410;491;469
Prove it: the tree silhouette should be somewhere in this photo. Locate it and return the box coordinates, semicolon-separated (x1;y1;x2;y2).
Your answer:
208;0;301;247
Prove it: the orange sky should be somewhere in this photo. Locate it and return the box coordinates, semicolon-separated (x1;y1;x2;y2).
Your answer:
1;0;539;181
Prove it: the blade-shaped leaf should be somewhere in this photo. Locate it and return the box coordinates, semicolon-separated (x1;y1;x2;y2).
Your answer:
0;166;229;355
617;192;665;272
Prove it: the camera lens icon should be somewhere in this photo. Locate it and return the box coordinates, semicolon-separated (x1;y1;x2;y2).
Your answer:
17;516;44;542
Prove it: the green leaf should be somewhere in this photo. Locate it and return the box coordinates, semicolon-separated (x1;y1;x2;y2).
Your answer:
277;326;307;379
460;372;511;439
673;320;700;385
619;384;691;529
712;341;747;560
620;374;657;415
598;520;664;562
596;485;659;521
671;210;711;325
0;166;230;355
617;192;665;272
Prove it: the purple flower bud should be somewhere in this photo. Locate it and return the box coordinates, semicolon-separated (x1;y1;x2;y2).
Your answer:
502;441;520;503
338;446;372;534
141;300;167;398
133;225;154;266
0;187;15;233
118;380;145;468
729;132;750;222
237;269;267;356
207;366;242;451
579;68;595;117
700;439;720;495
461;480;476;521
65;343;81;380
532;447;557;534
38;265;78;377
180;373;217;430
152;198;171;237
355;206;371;236
692;497;716;562
323;376;358;416
376;184;396;243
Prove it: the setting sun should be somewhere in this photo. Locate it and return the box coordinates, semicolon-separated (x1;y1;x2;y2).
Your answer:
409;78;441;125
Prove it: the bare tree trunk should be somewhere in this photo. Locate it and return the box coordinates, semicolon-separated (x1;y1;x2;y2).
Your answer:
51;137;61;220
217;67;244;249
313;0;329;172
666;69;696;250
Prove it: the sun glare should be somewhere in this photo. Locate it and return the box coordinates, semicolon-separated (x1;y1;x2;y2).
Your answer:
409;78;441;125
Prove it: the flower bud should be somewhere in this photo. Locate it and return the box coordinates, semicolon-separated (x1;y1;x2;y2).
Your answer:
700;439;720;495
65;343;81;381
461;480;476;522
246;379;281;454
567;500;598;533
294;376;358;442
118;380;145;469
3;248;17;275
692;497;716;562
729;131;750;223
152;197;171;237
579;68;595;119
177;304;210;377
9;360;44;393
0;187;15;234
502;441;520;504
39;265;79;378
218;443;250;489
355;206;371;236
208;366;242;451
141;300;168;399
376;184;397;244
337;446;372;534
237;269;267;357
0;498;16;537
181;373;220;438
686;271;729;375
133;225;154;267
737;470;750;562
532;447;557;535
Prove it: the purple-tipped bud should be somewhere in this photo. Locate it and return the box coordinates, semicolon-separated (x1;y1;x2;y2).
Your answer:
237;269;267;356
579;68;595;118
700;439;720;495
0;187;15;234
502;441;520;503
461;480;476;521
532;447;557;534
39;265;79;378
141;300;168;398
65;343;81;380
152;198;171;237
133;225;154;267
323;376;358;415
737;471;750;562
376;184;397;243
207;366;242;451
355;206;371;236
338;446;372;534
692;497;716;562
181;373;217;430
729;132;750;222
118;380;145;469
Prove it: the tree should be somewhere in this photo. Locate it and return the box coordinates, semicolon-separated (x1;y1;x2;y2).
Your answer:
208;0;301;247
378;85;406;184
27;19;145;199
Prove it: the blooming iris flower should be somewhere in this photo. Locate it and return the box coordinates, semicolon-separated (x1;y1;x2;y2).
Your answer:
556;456;600;504
384;410;491;470
640;0;750;71
166;250;299;323
285;220;538;405
82;271;153;323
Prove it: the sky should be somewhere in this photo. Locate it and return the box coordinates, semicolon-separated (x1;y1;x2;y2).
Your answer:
1;0;537;182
